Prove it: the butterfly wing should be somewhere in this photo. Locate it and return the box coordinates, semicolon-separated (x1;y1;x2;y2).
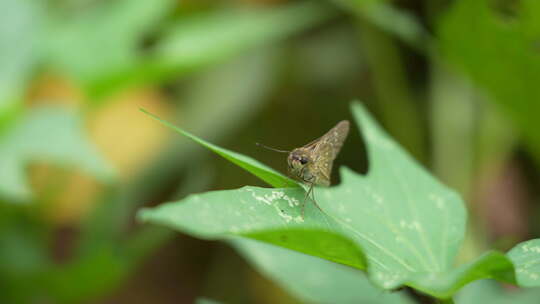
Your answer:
305;120;350;186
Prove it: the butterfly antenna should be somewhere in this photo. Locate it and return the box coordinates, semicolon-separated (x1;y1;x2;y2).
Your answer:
255;142;290;153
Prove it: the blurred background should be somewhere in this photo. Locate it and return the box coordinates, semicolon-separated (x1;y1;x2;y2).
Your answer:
0;0;539;303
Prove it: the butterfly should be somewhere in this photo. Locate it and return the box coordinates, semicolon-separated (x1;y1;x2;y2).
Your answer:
258;120;350;217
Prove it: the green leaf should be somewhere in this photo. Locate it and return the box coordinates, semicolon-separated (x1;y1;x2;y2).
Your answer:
140;109;298;188
153;2;336;73
407;251;515;298
45;0;174;94
331;0;430;51
404;239;540;298
457;280;540;304
0;0;43;111
139;101;540;297
86;1;336;99
140;102;494;298
140;102;540;296
231;239;414;304
0;106;115;202
438;0;540;163
508;239;540;287
139;186;365;269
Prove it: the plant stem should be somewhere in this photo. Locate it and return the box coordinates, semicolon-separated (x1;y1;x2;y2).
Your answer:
437;298;455;304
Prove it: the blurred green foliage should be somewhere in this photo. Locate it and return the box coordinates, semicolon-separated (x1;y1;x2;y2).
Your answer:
0;0;540;303
439;0;540;164
0;107;114;201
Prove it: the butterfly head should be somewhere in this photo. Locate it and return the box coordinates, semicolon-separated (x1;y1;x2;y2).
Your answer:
288;149;311;172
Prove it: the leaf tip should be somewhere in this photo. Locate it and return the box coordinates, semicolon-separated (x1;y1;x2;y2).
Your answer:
349;99;366;112
136;208;154;223
139;108;161;121
349;101;371;124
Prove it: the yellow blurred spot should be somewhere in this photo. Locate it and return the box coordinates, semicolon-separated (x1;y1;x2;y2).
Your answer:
27;73;84;107
89;88;172;180
30;163;101;223
27;75;172;224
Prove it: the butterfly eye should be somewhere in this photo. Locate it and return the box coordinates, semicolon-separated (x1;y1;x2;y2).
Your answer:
300;157;308;165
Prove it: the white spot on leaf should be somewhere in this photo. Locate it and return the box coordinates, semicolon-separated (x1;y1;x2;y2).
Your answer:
429;193;446;209
399;220;422;231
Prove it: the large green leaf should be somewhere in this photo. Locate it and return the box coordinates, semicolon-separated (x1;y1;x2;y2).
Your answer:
139;102;540;298
232;239;413;304
140;185;366;268
0;107;115;202
140;102;468;295
438;0;540;163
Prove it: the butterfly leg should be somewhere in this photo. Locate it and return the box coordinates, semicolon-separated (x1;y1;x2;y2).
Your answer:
309;184;325;213
301;183;325;218
301;183;312;219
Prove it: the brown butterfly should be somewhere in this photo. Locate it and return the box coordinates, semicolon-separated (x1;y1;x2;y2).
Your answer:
258;120;350;217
